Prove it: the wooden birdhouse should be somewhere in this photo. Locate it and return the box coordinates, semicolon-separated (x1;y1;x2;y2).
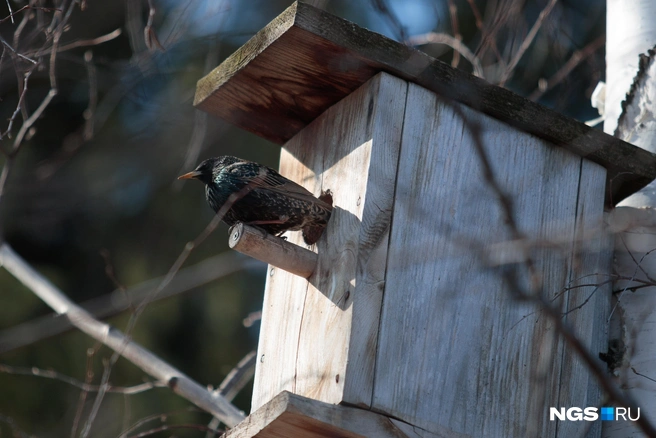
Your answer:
194;3;656;437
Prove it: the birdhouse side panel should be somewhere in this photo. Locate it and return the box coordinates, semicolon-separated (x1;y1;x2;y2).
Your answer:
373;83;608;436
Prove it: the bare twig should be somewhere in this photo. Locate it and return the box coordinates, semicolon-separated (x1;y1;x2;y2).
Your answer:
446;0;460;68
0;244;245;428
71;345;100;438
12;0;32;47
529;35;605;101
465;0;505;68
2;68;33;141
12;88;57;151
0;173;266;430
122;392;132;435
618;237;656;284
632;367;656;384
0;252;259;354
48;19;61;89
0;361;165;395
5;0;13;23
480;1;523;73
406;32;484;77
83;50;97;140
242;310;262;328
561;284;603;315
144;0;164;51
81;357;112;437
499;0;559;86
1;4;82;201
0;160;12;212
129;170;267;331
56;28;122;53
29;28;122;56
0;5;60;24
118;407;204;438
99;248;128;294
608;239;656;321
206;351;257;437
217;350;257;401
126;0;146;53
80;170;265;434
449;101;656;436
0;35;37;64
128;423;219;438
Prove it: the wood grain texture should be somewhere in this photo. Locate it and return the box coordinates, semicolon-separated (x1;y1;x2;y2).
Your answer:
223;391;460;438
194;1;656;205
228;223;318;278
554;160;610;438
372;83;610;436
295;72;406;407
252;72;407;412
250;146;318;412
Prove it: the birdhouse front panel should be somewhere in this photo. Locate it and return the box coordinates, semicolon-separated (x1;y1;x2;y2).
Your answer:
252;72;408;413
251;74;610;437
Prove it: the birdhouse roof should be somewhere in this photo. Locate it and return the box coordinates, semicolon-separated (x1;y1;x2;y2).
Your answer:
194;1;656;205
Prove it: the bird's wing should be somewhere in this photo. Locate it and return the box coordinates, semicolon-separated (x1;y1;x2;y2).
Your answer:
224;161;333;210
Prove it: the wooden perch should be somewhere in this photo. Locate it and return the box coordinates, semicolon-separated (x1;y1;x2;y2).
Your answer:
228;223;318;278
194;1;656;205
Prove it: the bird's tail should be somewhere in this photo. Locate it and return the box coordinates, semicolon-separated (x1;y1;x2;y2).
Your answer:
303;190;333;245
303;225;325;245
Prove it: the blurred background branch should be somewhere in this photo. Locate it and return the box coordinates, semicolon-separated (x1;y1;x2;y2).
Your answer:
0;251;261;354
0;243;245;428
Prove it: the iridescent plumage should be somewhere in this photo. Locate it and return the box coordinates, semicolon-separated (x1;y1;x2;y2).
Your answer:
179;156;332;244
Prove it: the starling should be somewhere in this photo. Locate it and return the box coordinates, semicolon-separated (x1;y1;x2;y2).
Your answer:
178;156;332;244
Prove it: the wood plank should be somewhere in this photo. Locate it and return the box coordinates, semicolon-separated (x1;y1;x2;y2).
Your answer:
223;391;464;438
372;83;602;436
194;1;656;205
250;145;318;411
554;160;610;438
294;72;406;407
252;72;407;411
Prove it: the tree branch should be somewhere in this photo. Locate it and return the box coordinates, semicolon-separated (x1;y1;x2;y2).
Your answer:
499;0;559;86
0;251;260;354
0;244;245;428
406;32;484;77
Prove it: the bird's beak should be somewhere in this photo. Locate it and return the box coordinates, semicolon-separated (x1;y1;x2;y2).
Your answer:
178;170;202;180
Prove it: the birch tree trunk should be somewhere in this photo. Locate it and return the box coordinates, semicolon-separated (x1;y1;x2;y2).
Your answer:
605;1;656;436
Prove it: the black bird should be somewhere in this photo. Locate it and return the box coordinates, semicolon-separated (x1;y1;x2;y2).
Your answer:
178;156;332;244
